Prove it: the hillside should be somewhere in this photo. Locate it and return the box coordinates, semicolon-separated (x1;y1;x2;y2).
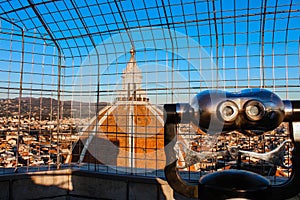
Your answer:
0;97;109;120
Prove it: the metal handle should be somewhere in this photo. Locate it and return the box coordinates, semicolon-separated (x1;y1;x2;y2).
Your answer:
164;104;199;199
283;100;300;122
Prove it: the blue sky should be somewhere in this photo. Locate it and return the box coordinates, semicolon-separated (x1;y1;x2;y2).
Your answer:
0;0;299;102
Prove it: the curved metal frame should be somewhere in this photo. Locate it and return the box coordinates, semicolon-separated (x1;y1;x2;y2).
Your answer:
0;16;25;171
27;0;63;168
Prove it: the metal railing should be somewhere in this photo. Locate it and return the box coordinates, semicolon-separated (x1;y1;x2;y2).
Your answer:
0;1;299;182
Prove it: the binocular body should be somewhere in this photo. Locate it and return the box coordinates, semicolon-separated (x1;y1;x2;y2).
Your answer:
164;89;300;200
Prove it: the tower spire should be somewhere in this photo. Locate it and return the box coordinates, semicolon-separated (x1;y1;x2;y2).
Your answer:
118;48;147;101
130;48;135;56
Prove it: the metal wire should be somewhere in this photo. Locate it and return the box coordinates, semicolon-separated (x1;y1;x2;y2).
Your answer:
0;0;299;183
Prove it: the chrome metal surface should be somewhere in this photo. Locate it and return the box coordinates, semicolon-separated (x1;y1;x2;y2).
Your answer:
165;89;300;199
293;122;300;143
229;140;292;168
175;141;227;169
218;101;239;122
283;101;293;121
176;103;195;124
190;89;285;135
244;100;265;121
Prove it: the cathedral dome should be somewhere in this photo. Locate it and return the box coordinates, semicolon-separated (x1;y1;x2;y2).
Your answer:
70;49;165;170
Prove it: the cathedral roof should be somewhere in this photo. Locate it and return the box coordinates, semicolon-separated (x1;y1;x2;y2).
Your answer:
70;49;165;169
71;101;165;169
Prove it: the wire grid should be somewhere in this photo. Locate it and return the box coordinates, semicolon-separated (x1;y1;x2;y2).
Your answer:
0;0;299;179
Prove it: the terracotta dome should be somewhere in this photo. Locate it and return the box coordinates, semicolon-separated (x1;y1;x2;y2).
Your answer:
71;49;166;170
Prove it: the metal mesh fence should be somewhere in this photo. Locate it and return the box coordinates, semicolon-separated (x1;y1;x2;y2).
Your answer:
0;0;299;184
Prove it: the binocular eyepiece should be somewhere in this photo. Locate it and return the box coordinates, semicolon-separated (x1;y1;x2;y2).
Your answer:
176;88;298;135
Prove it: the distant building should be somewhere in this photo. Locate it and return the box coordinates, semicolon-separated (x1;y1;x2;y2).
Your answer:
71;49;165;170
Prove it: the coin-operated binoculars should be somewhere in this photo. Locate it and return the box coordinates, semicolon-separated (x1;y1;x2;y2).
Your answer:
164;89;300;200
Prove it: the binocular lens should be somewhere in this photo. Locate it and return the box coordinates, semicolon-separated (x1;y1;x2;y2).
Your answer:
245;101;265;121
223;106;234;117
248;105;259;116
218;101;238;122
